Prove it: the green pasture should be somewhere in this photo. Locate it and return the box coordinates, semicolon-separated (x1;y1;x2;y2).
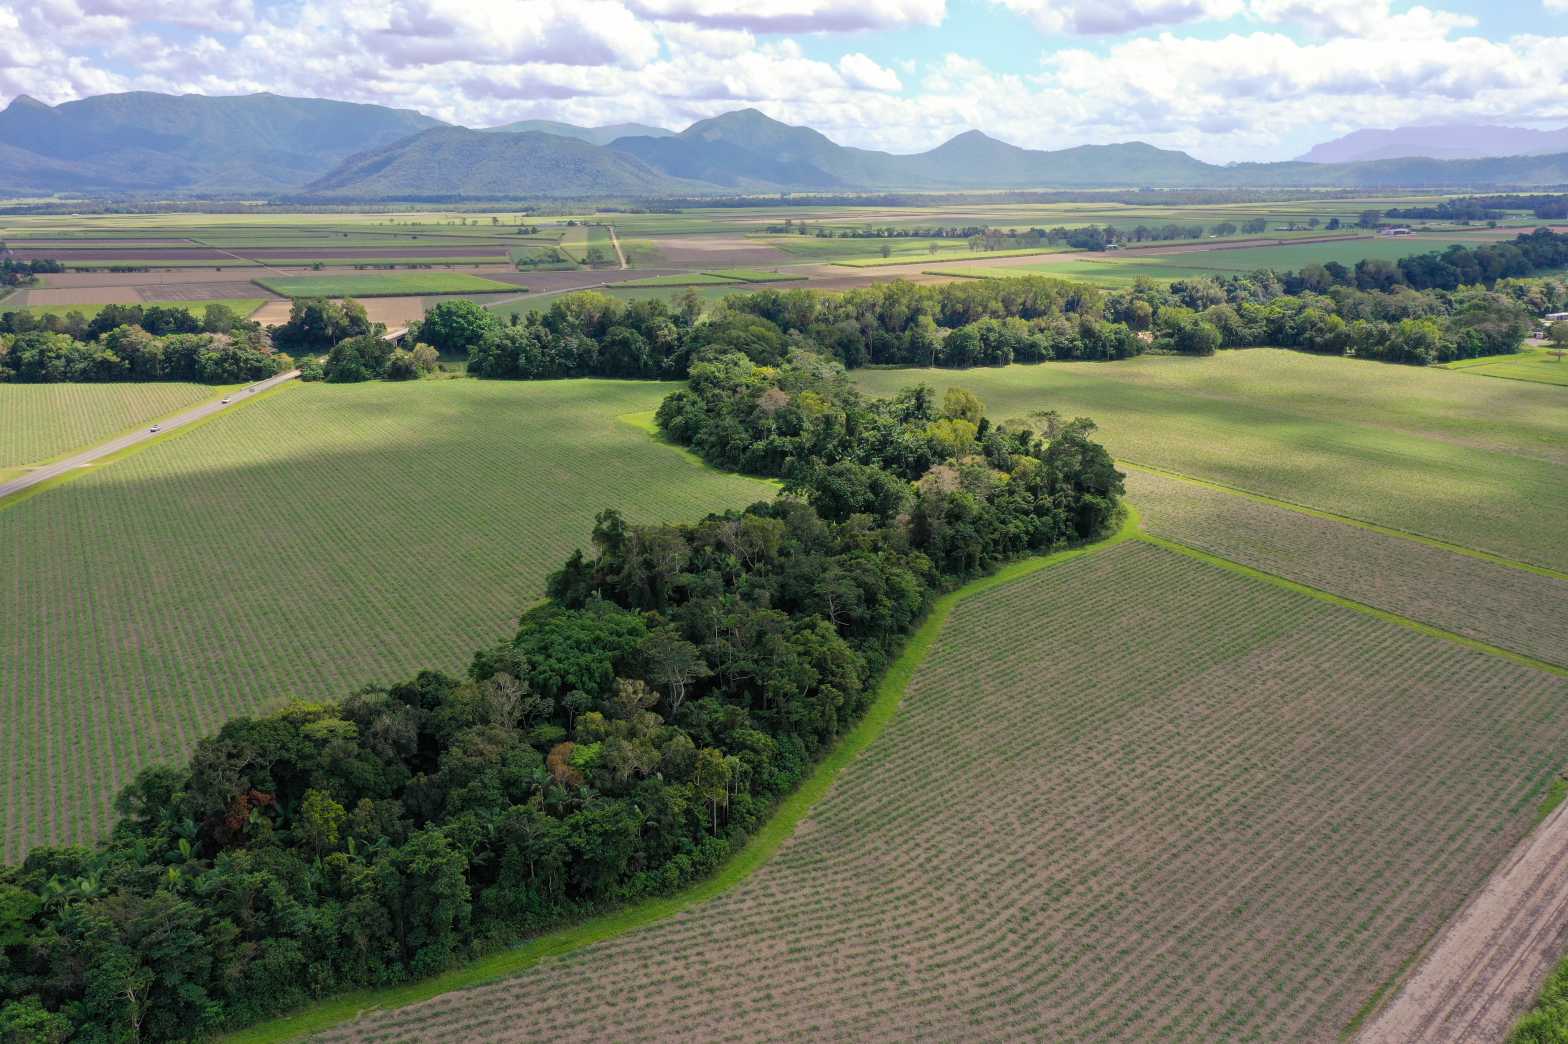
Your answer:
1445;347;1568;387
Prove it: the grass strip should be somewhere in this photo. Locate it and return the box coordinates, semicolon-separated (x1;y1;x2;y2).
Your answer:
1119;459;1568;582
1136;531;1568;680
223;507;1139;1043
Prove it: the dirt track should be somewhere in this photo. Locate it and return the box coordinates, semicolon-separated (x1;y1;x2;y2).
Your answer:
1357;797;1568;1043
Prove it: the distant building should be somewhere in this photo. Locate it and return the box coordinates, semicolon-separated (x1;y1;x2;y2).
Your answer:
1379;228;1414;237
1545;312;1568;322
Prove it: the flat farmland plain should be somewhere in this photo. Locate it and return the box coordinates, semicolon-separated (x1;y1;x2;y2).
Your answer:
855;350;1568;571
1126;468;1568;667
316;542;1568;1042
0;380;773;858
0;382;221;479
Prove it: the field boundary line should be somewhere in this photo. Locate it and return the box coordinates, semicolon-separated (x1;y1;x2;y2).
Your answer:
0;378;299;514
1119;459;1568;582
221;508;1141;1044
1135;531;1568;679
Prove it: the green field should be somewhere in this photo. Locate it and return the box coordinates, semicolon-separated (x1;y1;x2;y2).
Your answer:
253;273;518;298
0;383;222;480
856;350;1568;571
4;298;267;320
0;380;773;858
312;540;1568;1042
1446;347;1568;386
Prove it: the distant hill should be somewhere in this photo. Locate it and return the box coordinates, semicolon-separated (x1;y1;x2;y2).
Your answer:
7;91;1568;199
304;126;702;198
1228;152;1568;189
482;119;673;146
611;109;1219;190
0;91;444;194
1299;124;1568;163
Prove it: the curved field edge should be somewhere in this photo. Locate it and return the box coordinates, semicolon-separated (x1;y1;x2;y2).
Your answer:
222;508;1140;1044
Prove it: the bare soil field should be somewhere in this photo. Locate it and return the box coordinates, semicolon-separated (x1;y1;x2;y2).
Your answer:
1126;468;1568;666
136;280;283;302
10;247;233;261
1358;800;1568;1043
315;542;1568;1043
647;235;796;266
9;287;144;307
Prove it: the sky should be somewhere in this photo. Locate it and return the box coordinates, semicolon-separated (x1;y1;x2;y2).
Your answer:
2;0;1566;162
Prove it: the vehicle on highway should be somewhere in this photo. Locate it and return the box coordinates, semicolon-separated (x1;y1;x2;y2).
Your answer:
149;424;160;433
221;397;231;404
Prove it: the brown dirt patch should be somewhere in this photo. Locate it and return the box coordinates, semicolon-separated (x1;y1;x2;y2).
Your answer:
648;235;794;266
316;542;1568;1042
10;287;144;307
1357;800;1568;1042
137;281;281;302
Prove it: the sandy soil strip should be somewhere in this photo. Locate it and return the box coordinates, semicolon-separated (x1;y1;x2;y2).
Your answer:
1357;797;1568;1043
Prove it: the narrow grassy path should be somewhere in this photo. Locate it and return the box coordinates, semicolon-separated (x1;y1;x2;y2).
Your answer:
224;509;1141;1043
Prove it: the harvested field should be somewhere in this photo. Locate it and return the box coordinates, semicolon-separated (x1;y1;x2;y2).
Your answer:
7;286;144;307
314;541;1568;1042
135;280;282;302
1126;468;1568;666
0;380;774;858
252;272;518;297
645;235;795;267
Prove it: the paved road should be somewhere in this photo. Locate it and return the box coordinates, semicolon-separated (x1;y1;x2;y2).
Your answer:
1358;796;1568;1043
0;368;299;502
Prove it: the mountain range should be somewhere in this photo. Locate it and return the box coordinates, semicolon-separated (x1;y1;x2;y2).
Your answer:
1298;123;1568;164
481;119;673;146
4;91;1568;199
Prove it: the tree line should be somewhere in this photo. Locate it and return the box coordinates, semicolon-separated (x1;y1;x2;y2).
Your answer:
0;304;288;384
0;354;1122;1041
0;257;64;287
443;229;1565;379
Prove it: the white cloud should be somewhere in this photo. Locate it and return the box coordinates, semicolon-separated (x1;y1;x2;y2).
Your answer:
1249;0;1475;39
3;0;1567;163
992;0;1243;35
626;0;946;32
837;52;902;91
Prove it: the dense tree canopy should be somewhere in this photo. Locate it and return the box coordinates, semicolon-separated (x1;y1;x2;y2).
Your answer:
0;350;1121;1041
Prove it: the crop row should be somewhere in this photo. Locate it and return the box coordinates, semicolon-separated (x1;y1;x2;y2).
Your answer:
1126;468;1568;666
0;382;217;470
320;542;1568;1042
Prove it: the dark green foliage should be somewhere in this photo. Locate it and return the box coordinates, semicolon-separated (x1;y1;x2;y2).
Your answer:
412;300;498;358
0;351;1119;1040
0;323;284;384
269;297;376;355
